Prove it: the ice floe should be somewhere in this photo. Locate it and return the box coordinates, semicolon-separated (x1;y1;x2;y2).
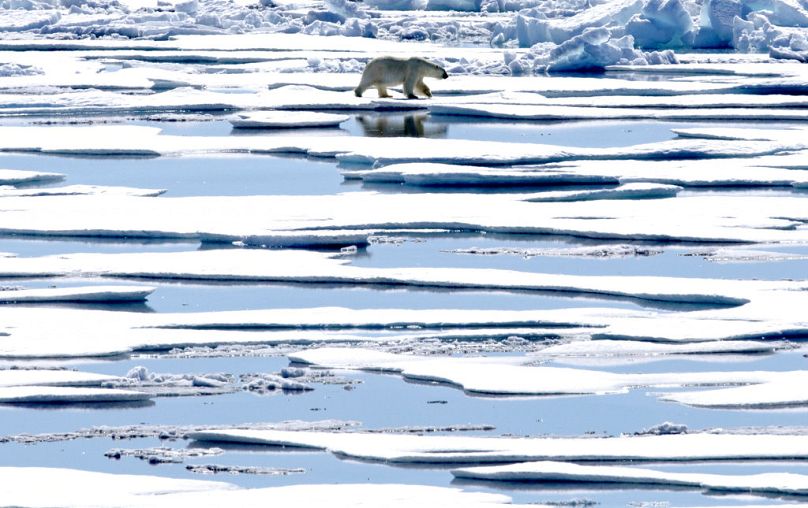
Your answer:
451;460;808;496
0;386;150;404
0;368;120;388
0;185;166;198
0;168;64;186
0;367;150;403
290;347;802;396
230;111;349;129
660;371;808;408
189;428;808;463
0;285;155;303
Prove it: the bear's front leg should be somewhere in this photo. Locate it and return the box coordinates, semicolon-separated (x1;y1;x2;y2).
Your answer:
417;80;432;98
376;85;391;98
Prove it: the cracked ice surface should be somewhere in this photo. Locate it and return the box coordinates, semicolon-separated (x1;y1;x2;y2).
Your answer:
451;461;808;495
189;429;808;463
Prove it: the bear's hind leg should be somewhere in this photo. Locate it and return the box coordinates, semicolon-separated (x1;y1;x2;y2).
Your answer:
375;85;391;98
404;74;419;99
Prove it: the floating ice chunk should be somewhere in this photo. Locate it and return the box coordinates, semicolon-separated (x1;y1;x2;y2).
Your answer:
0;285;155;303
0;185;165;198
189;428;808;463
451;460;808;495
0;386;150;404
290;347;795;396
230;111;349;129
0;169;64;186
523;183;682;202
660;371;808;408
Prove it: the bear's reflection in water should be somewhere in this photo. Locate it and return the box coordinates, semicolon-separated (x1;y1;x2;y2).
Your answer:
355;113;448;138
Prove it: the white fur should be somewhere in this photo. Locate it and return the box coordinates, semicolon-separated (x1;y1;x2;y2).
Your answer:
354;57;448;99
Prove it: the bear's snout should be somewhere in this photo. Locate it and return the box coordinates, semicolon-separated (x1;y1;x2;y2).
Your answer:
442;70;448;79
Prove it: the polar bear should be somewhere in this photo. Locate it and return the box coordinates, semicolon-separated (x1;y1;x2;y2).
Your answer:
354;57;448;99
